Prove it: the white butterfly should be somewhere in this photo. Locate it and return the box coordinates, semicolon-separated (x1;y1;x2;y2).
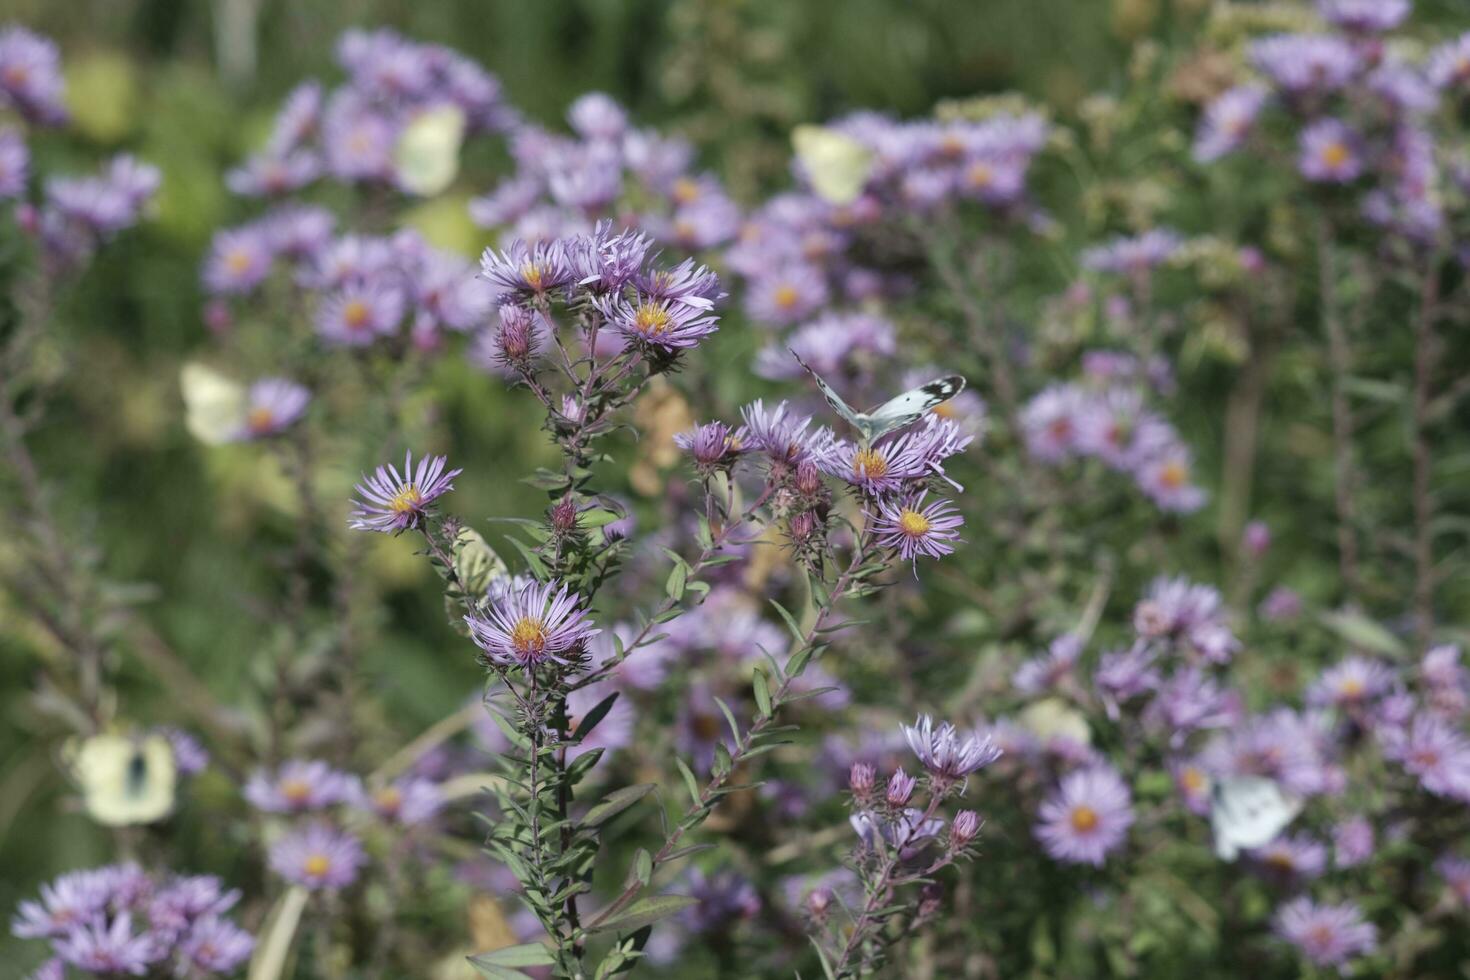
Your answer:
1209;774;1302;860
394;104;466;197
792;125;874;206
792;351;965;446
67;733;178;827
180;362;247;446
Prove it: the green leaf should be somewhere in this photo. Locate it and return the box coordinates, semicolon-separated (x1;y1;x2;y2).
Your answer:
470;943;556;968
573;692;620;741
582;783;657;828
1319;610;1405;657
673;757;702;804
769;599;804;642
665;561;688;601
711;696;743;745
752;670;772;717
588;895;700;935
578;508;625;528
467;959;533;980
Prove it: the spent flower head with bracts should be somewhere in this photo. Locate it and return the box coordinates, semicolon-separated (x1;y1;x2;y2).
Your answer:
349;451;461;534
465;578;600;668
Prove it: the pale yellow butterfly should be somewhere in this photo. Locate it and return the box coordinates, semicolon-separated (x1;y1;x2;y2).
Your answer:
395;104;467;197
791;124;874;206
68;733;178;826
180;362;246;445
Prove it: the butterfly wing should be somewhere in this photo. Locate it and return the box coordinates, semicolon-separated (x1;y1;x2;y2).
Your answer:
1210;775;1302;860
71;734;178;827
394;104;467;197
863;375;967;443
792;125;874;206
180;362;247;446
790;350;871;437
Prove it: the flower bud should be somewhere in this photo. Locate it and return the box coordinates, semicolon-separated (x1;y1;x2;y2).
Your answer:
495;304;539;366
788;510;817;544
950;809;981;849
795;459;823;497
550;496;578;535
886;767;916;807
849;762;876;800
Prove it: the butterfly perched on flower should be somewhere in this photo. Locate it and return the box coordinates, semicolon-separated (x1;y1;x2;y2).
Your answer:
1210;774;1302;860
66;732;178;826
791;124;874;206
791;350;965;446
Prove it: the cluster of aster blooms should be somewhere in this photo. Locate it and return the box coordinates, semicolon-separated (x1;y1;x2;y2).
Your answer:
225;28;512;198
1021;346;1204;513
245;756;447;894
0;25;160;271
813;716;996;972
675;388;973;570
981;552;1470;972
470;90;740;253
725;109;1050;331
11;864;254;979
1191;0;1470;247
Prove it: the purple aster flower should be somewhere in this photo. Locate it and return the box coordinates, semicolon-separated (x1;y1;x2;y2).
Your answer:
850;807;946;858
264;204;335;261
755;312;896;381
1249;34;1361;95
1095;644;1161;716
885;767;917;806
570;89;636;140
901;715;1002;793
359;778;444;826
1381;715;1470;800
465;578;599;667
1143;666;1237;744
159;728;209;776
229;378;310;441
547;144;623;211
1318;0;1410;33
25;959;63;980
739;399;826;467
1438;854;1470;906
0;26;66;125
1369;62;1439;116
1022;384;1087;461
565;222;652;294
315;282;406;346
1259;586;1303;622
599;294;719;351
0;127;27;200
666;192;742;249
1014;634;1084;696
1429;33;1470;92
265;81;323;154
348;451;460;534
1242;520;1271;559
949;809;983;849
225;149;321;197
1250;832;1328;882
637;257;724;310
1307;656;1395;711
1193;85;1269;163
1333;816;1375;869
1202;708;1344;798
243;759;358;813
321;94;395;182
1133;576;1238;663
1170;758;1212;815
480;237;572;297
1421;644;1468;717
1035;764;1134;866
268;823;367;890
1135;443;1207;512
54;913;160;975
870;492;964;562
1082;229;1182;276
675;420;748;473
147;874;239;940
1273;897;1377;969
202;225;275;296
1299;118;1364;183
679;868;761;933
818;417;971;496
178;915;255;974
744;264;829;326
11;869;113;939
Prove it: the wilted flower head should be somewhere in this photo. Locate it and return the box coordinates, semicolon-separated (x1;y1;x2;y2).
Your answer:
1035;764;1134;866
675;420;747;473
1273;897;1377;968
349;451;461;533
901;715;1001;792
465;578;599;668
268;823;367;890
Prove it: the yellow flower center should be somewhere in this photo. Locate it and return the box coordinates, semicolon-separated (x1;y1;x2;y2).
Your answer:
931;401;957;419
389;485;424;515
1070;805;1099;833
226;249;255;275
3;66;28;87
1158;460;1188;489
1338;677;1365;699
852;447;888;481
897;509;931;537
303;854;331;878
374;787;402;813
773;284;800;309
966;162;993;188
1321;142;1350;169
280;779;311;804
1265;851;1295;872
939;134;965;158
1180;767;1205;793
247;406;276;434
1308;924;1334;948
521;263;545;291
510;616;548;657
342;299;371;330
671;176;700;204
633;302;671;335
